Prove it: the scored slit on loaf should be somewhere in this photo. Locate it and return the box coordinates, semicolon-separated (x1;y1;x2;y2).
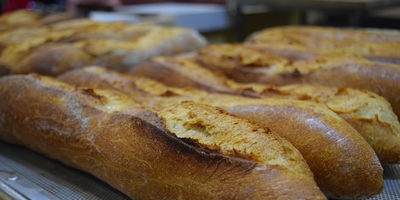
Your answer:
0;74;326;199
59;66;384;199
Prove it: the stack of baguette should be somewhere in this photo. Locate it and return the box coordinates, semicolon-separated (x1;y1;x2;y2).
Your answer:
131;56;400;164
0;10;206;76
0;11;399;199
0;9;40;28
194;43;400;122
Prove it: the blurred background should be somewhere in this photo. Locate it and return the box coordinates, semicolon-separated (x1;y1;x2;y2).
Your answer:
1;0;400;42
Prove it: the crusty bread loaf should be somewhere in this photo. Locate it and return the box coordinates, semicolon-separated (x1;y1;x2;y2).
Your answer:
59;66;384;199
130;56;400;164
245;25;400;65
195;44;400;119
0;10;41;32
0;18;206;75
0;74;326;200
0;10;73;32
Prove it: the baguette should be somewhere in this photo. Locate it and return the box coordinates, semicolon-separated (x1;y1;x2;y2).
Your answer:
131;56;400;164
0;10;73;32
0;74;325;199
195;44;400;119
0;10;41;32
0;19;206;75
59;67;384;199
245;25;400;65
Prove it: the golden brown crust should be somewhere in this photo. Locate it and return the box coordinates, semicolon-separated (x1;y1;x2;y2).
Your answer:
292;56;400;118
0;74;326;200
74;27;206;71
131;56;240;94
59;67;384;199
58;66;153;104
0;30;76;70
0;10;75;32
196;44;292;84
15;43;93;76
246;26;400;62
159;101;312;176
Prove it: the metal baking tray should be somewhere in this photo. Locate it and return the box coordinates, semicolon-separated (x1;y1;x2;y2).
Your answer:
0;141;399;200
0;141;129;200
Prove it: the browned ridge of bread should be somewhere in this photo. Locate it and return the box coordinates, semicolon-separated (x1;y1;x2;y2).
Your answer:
59;67;384;199
0;18;206;75
195;44;400;119
245;25;400;64
59;65;153;103
130;56;400;164
0;74;326;200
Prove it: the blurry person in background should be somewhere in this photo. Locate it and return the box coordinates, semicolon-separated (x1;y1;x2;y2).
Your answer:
1;0;66;14
1;0;32;13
